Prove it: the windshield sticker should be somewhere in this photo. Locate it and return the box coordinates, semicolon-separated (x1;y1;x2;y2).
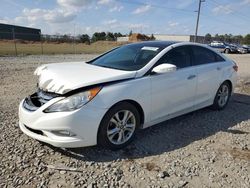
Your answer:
141;46;159;51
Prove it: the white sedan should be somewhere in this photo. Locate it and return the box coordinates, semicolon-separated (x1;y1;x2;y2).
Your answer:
19;41;238;150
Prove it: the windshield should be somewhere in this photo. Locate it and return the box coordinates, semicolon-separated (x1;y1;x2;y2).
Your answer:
90;44;163;71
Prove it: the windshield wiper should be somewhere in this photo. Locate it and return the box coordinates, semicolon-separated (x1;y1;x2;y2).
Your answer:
93;64;129;71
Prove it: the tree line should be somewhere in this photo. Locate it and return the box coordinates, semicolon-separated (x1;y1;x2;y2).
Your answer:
41;32;250;45
204;33;250;44
41;32;126;44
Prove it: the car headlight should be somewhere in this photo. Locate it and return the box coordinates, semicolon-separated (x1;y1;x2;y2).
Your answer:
44;87;102;112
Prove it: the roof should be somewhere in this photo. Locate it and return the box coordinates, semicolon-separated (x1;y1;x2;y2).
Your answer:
0;23;41;32
126;41;179;48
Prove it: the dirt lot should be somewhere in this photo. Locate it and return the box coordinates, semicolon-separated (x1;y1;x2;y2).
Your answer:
0;54;249;188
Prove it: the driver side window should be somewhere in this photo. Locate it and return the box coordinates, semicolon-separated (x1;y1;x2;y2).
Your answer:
157;46;191;69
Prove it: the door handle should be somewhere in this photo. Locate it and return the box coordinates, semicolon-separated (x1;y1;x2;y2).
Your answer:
187;75;196;80
217;67;221;71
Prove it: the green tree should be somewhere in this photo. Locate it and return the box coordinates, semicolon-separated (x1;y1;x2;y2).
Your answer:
244;34;250;44
79;34;90;44
218;35;225;42
129;30;133;36
233;35;244;44
106;32;115;41
92;32;106;42
214;34;219;41
205;33;212;43
114;32;123;39
61;34;71;43
149;34;155;40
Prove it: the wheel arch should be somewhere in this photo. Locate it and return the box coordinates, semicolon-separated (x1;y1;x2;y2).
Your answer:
223;79;233;94
100;99;145;128
214;79;233;102
123;99;145;126
96;99;145;148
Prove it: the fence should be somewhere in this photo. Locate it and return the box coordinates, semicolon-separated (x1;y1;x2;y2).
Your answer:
0;31;125;56
189;35;242;44
0;31;244;56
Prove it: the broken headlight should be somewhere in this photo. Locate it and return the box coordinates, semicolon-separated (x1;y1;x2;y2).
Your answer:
44;87;101;112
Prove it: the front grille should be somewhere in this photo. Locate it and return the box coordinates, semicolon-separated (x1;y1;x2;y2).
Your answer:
23;89;60;111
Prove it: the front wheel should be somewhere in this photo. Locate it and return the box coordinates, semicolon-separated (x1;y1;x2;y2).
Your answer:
211;82;231;110
97;102;140;150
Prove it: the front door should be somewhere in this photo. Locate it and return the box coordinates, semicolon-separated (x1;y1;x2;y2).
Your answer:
150;46;197;122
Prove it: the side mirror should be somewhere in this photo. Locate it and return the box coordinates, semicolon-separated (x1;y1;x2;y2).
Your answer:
152;64;177;74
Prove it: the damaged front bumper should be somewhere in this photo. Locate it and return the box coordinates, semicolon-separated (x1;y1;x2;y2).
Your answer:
19;90;107;148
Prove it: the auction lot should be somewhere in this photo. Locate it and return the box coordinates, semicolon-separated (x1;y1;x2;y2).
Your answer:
0;54;249;188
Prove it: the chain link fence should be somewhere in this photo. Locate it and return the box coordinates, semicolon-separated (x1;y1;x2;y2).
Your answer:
0;31;124;56
0;31;243;56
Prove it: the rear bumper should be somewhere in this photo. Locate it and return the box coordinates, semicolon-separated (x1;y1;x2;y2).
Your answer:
237;49;247;54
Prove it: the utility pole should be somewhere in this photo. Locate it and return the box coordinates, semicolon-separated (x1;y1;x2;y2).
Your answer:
73;23;76;55
194;0;205;43
12;27;17;56
40;31;43;55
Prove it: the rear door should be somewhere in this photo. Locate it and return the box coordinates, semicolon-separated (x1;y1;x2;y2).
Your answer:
190;45;226;107
150;46;197;121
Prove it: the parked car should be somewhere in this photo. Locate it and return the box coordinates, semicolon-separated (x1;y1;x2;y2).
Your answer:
231;44;248;54
242;45;250;53
19;41;238;150
209;41;237;54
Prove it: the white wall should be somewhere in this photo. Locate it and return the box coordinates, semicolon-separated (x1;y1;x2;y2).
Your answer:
117;35;191;42
117;37;129;42
152;35;190;42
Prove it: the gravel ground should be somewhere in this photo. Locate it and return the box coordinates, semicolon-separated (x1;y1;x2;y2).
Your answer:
0;54;249;188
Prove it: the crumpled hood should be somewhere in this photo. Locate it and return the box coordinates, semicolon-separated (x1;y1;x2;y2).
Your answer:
34;62;136;94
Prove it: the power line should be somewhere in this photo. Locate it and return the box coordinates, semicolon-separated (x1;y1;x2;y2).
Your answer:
200;12;246;28
117;0;196;14
117;0;248;34
209;0;250;22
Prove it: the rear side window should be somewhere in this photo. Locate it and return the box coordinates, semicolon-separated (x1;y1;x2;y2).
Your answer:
215;53;225;62
157;46;191;69
192;46;225;65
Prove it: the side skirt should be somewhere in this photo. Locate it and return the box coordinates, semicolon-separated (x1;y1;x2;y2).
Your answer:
142;101;212;129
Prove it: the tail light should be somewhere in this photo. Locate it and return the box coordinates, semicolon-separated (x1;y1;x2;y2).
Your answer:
232;61;238;72
233;65;238;72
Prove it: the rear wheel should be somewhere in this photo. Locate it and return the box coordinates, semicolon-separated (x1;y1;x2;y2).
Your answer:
225;48;230;54
211;82;231;110
97;102;140;150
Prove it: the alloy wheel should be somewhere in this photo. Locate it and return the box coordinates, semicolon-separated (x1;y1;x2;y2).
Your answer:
107;110;136;145
217;84;229;107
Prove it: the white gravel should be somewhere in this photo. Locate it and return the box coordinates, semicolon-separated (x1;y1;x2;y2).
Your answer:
0;54;249;188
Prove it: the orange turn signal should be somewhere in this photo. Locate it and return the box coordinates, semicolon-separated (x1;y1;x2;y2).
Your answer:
88;87;102;100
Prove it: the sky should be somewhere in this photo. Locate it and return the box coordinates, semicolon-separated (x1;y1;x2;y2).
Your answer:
0;0;250;36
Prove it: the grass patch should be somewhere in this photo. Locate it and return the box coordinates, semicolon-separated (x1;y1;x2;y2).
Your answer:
0;40;128;55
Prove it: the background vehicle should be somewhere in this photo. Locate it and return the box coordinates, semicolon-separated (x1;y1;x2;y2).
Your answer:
209;41;237;54
231;44;248;54
19;41;238;150
242;45;250;53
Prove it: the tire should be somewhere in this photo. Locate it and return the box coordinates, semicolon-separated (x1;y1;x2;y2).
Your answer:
97;102;140;150
225;48;230;54
211;82;231;110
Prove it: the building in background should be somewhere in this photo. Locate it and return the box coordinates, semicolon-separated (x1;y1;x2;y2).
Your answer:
117;36;129;42
117;34;206;43
0;23;41;41
149;34;191;42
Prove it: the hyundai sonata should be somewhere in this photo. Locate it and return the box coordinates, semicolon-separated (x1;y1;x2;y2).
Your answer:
19;41;238;150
